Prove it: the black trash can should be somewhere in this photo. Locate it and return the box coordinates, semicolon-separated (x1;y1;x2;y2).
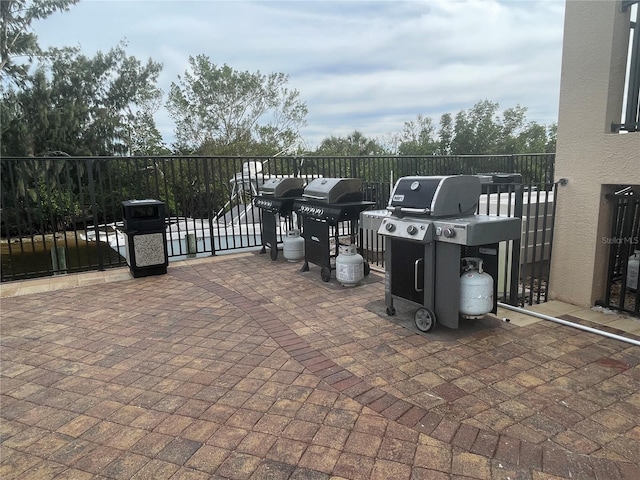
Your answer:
121;199;168;278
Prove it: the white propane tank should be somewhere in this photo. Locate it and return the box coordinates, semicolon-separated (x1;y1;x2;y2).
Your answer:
459;257;494;318
336;244;364;287
627;250;639;291
283;229;304;262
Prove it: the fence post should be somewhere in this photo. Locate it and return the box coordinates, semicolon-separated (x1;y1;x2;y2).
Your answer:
203;157;216;256
186;233;197;256
86;158;104;271
51;246;68;274
510;183;524;305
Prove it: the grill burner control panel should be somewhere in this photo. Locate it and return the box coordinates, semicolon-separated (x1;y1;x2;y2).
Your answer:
298;204;325;217
254;198;274;209
379;218;432;242
378;215;521;246
430;220;468;245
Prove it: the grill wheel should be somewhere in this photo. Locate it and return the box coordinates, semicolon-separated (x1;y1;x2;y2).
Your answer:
321;267;331;282
414;307;436;332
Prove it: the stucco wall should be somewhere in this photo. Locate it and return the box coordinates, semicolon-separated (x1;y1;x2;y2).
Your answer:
550;0;640;307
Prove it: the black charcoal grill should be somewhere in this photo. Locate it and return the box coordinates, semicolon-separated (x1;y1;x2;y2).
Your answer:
293;178;375;281
374;175;521;332
253;177;305;260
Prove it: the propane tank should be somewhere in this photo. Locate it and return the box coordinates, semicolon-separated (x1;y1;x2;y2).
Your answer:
336;244;364;287
459;257;494;318
627;250;639;291
283;229;304;262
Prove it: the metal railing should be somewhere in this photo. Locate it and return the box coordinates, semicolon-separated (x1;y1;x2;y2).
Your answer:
601;187;640;315
613;1;640;133
1;154;555;291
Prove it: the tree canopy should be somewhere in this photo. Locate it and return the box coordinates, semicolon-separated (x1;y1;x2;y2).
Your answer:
0;0;79;86
314;130;388;156
167;55;308;155
309;102;556;156
1;44;164;156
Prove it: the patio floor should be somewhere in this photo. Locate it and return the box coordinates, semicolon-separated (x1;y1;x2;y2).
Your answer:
1;252;639;479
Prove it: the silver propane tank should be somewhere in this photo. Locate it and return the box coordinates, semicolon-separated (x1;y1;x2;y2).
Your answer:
336;244;364;287
283;229;304;262
459;257;494;318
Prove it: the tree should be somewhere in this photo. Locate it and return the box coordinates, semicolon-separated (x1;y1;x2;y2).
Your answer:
438;113;454;155
450;100;503;155
545;123;557;153
167;55;308;155
439;100;555;155
1;43;163;156
0;0;79;86
314;130;388;156
396;114;438;155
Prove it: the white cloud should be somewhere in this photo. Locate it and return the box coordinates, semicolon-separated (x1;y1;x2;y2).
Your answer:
34;0;565;149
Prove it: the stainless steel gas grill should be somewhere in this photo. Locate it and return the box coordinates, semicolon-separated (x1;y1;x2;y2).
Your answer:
253;177;305;260
293;178;375;282
376;175;521;332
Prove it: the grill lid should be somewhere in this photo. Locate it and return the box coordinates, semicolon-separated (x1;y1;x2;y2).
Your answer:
388;175;481;217
302;178;362;204
258;177;305;197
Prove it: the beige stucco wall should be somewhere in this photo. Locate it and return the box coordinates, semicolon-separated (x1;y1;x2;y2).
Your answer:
550;0;640;307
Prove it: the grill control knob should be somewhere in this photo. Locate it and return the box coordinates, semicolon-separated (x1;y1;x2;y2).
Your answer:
407;225;418;235
443;227;456;238
385;222;395;232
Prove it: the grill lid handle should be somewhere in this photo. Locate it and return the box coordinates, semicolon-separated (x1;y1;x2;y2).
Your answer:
386;206;431;217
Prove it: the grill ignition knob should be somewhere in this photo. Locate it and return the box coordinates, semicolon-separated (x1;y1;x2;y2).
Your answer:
406;225;418;235
443;227;456;238
385;222;395;232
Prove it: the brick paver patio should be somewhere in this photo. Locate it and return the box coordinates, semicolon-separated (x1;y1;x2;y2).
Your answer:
1;252;639;479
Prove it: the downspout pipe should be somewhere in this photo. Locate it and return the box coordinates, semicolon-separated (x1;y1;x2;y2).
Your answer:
497;302;640;347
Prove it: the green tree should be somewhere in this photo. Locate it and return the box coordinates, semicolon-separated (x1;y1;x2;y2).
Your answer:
0;0;79;86
314;130;388;156
1;43;163;156
438;113;454;155
396;114;438;155
545;123;557;153
167;55;308;155
450;100;503;154
446;100;555;155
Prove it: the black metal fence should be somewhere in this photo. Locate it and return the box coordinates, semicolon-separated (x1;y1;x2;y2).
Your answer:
601;187;640;315
1;154;555;298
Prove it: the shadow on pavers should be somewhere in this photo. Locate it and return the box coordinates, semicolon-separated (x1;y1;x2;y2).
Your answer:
250;248;384;290
366;298;503;341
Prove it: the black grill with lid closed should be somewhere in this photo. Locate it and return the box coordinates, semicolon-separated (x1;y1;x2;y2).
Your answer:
293;178;374;282
253;177;305;260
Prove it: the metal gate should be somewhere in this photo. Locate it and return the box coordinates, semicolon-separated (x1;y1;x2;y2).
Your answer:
602;187;640;315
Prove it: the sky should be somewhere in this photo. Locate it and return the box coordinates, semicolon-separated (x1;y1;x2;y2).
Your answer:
34;0;566;150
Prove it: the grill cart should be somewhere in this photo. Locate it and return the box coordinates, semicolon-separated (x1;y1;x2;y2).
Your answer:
253;177;305;260
293;178;375;282
375;175;521;332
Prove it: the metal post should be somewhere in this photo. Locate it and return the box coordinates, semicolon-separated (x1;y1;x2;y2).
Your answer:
85;158;104;271
186;233;197;256
51;246;67;274
498;302;640;347
508;182;524;305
